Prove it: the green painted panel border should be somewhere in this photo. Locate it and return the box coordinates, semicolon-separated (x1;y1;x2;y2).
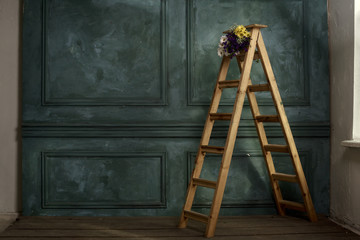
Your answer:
186;0;310;106
22;123;330;138
41;0;168;106
41;151;167;209
187;150;312;208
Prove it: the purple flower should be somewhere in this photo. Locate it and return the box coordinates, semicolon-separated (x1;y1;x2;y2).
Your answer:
217;27;251;58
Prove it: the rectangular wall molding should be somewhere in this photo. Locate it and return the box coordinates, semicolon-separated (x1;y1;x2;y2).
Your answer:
186;0;310;106
41;0;168;106
22;123;330;138
41;152;167;208
186;150;312;208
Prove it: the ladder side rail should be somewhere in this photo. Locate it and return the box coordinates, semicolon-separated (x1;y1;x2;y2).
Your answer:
256;32;317;222
203;57;232;141
236;57;285;216
178;57;231;228
205;28;260;238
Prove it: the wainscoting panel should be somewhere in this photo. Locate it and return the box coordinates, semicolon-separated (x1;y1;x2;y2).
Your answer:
22;136;329;216
42;152;166;208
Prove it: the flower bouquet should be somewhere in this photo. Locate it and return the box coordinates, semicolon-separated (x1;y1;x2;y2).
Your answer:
217;25;251;58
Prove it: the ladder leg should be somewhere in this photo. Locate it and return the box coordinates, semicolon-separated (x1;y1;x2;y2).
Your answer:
178;57;231;228
236;57;286;216
178;154;205;228
256;32;317;222
205;28;260;238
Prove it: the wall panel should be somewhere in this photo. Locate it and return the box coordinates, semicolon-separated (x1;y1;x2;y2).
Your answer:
43;0;167;106
42;152;166;208
22;0;329;216
187;0;309;106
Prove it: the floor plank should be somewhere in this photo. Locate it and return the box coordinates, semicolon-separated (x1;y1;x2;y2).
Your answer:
0;215;359;239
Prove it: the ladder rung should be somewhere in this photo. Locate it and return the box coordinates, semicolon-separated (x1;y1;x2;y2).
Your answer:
184;210;209;223
201;145;224;154
272;173;298;182
193;178;217;189
210;113;232;121
279;200;306;212
248;84;270;92
218;80;239;89
264;144;289;153
255;115;279;122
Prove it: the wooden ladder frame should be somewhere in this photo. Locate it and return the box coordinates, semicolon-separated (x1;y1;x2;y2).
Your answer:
178;24;317;238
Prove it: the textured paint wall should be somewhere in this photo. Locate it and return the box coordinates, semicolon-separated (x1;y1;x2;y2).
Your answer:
354;0;360;140
22;0;330;216
0;0;21;214
328;0;360;234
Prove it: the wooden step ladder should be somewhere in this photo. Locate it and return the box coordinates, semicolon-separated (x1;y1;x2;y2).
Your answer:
178;24;317;238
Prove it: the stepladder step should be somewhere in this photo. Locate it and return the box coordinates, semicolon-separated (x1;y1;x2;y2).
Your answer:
272;173;298;182
218;80;239;88
248;84;270;92
184;210;208;223
201;145;224;154
193;178;217;189
279;200;306;212
210;113;232;120
264;144;289;153
255;115;279;122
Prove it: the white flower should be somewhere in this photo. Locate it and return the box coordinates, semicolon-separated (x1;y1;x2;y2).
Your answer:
220;35;228;43
217;47;224;57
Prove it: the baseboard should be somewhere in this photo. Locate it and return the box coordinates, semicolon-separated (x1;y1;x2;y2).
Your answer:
0;212;20;218
330;216;360;236
0;212;19;218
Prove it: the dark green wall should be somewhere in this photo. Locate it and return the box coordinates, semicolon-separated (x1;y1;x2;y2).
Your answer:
22;0;330;216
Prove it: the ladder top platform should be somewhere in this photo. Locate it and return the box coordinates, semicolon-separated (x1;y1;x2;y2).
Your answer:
223;24;268;33
245;24;268;29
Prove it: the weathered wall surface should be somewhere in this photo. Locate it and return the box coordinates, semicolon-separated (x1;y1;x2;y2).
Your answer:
22;0;330;216
0;0;21;215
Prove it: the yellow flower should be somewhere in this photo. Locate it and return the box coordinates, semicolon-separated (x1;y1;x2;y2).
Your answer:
234;25;251;40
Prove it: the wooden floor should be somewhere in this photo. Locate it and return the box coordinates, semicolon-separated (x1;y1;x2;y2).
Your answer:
0;215;359;239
